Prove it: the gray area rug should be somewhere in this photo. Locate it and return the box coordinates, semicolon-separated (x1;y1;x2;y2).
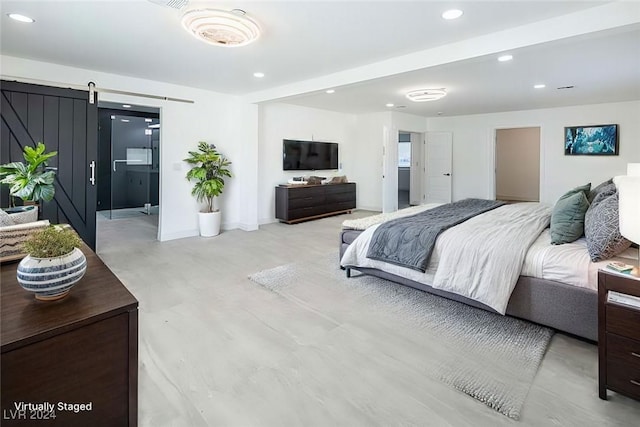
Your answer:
248;254;553;420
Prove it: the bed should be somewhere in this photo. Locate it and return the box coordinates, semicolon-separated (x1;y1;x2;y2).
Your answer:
339;200;637;342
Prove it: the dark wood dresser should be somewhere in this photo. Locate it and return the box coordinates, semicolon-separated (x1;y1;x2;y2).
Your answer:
598;268;640;401
275;182;356;223
1;246;139;426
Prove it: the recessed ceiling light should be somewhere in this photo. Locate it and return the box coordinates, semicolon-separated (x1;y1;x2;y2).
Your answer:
498;54;513;62
385;103;394;107
253;72;265;78
181;8;260;47
406;88;447;102
122;104;132;108
7;13;35;23
121;119;130;123
442;9;463;20
534;84;546;89
145;118;153;122
326;89;335;94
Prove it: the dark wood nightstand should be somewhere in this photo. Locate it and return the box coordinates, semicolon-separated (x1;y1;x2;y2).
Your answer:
598;268;640;401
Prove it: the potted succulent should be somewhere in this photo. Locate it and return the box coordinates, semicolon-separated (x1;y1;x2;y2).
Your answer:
0;142;57;224
16;225;87;301
184;142;232;237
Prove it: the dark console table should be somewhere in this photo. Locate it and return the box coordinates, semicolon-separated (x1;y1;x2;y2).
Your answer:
275;182;356;223
1;245;139;426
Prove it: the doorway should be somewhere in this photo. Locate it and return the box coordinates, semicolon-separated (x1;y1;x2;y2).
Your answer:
398;132;411;209
397;131;423;209
495;127;540;202
97;102;160;247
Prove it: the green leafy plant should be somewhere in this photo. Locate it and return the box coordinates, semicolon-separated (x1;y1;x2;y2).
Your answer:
23;225;82;258
0;142;57;207
184;142;232;213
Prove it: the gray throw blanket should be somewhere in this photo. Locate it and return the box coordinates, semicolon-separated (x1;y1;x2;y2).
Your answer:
366;199;505;272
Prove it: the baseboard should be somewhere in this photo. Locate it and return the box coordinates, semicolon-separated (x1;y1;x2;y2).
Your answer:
355;205;382;213
159;228;199;242
223;222;259;232
259;217;278;225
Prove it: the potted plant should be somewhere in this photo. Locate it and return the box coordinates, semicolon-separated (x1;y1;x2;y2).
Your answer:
0;142;57;224
184;142;232;237
16;225;87;301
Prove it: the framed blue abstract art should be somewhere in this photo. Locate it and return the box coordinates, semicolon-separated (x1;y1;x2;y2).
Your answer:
564;124;618;155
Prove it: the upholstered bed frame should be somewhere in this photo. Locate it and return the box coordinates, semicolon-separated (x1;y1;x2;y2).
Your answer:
340;229;598;341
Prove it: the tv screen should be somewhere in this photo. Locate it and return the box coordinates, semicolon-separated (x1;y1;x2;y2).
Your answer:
283;139;338;171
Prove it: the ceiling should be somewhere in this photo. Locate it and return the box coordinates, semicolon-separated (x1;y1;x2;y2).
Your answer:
284;25;640;116
1;1;639;117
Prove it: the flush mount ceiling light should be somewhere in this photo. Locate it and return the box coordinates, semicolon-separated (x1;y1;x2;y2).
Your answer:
7;13;35;23
385;103;394;107
326;89;335;94
498;54;513;62
534;84;546;89
442;9;463;20
406;88;447;102
181;8;260;47
253;72;265;78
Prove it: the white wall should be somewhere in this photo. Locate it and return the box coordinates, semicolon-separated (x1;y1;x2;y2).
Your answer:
1;55;259;240
351;112;390;211
257;103;357;223
427;101;640;204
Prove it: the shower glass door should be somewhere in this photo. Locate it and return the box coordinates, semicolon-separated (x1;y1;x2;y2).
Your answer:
109;115;159;219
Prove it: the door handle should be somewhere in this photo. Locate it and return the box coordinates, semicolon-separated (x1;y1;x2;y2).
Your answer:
89;161;96;186
113;159;142;171
443;173;451;176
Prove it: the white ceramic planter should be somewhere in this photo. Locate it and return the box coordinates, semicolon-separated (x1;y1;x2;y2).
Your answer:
198;211;221;237
16;247;87;301
4;205;38;224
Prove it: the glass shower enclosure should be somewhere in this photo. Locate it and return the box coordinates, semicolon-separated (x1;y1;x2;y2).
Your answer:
98;113;159;220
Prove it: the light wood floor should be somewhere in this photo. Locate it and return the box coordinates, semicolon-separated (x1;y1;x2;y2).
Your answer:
96;211;640;426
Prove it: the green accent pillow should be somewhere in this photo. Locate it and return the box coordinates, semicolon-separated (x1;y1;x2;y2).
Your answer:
550;189;591;245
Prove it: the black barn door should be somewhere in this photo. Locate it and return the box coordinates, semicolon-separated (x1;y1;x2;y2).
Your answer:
0;81;98;249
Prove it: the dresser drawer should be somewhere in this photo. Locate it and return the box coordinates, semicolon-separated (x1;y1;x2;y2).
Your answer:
324;183;355;195
288;195;325;209
606;304;640;341
326;191;355;204
288;206;325;220
287;186;325;199
606;362;640;400
607;333;640;370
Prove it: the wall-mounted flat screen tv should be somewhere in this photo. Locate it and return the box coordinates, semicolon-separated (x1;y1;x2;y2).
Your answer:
283;139;338;171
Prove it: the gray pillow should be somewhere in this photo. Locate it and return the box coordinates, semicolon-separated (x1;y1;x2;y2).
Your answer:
550;191;590;244
588;178;614;204
584;192;632;261
570;183;592;197
589;183;616;208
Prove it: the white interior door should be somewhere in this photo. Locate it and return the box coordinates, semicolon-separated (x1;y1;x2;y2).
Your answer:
409;132;422;205
425;131;452;203
382;125;398;213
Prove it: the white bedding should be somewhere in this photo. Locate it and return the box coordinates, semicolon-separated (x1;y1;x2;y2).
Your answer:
341;203;551;314
522;229;638;292
341;203;639;310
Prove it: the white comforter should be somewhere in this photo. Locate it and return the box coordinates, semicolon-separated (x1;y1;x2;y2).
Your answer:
340;203;551;314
